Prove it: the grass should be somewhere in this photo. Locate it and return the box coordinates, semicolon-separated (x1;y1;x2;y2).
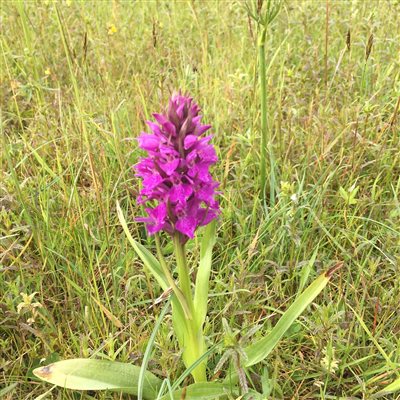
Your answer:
1;0;400;398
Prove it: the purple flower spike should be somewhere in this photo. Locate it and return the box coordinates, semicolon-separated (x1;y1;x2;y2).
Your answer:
135;92;219;240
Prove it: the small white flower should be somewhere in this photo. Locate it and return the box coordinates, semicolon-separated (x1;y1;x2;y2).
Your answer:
321;345;339;374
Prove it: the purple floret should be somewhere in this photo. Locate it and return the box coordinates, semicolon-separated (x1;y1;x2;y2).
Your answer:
134;92;220;239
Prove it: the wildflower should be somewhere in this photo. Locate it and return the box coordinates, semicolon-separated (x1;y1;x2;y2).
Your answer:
44;68;51;76
108;24;117;35
279;181;295;199
17;292;42;324
135;92;219;240
321;345;339;374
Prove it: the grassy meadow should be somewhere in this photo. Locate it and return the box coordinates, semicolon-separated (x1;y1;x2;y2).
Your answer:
1;0;400;398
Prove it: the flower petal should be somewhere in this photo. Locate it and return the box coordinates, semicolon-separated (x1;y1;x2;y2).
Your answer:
184;135;197;150
137;133;160;151
170;183;193;203
176;215;196;238
159;158;180;175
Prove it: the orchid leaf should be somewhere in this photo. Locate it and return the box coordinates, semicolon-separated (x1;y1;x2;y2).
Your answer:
116;201;168;291
372;376;400;398
244;264;341;367
160;382;235;400
194;220;217;329
33;359;162;399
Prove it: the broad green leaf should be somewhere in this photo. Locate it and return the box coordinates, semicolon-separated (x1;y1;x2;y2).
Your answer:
244;265;341;367
116;201;168;291
372;377;400;398
160;382;234;400
33;359;162;399
171;304;189;356
194;220;217;329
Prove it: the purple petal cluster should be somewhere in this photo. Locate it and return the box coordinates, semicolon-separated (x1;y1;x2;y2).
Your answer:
135;92;219;239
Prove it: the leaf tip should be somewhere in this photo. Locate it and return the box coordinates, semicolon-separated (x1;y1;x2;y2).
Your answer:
325;262;343;278
33;364;54;380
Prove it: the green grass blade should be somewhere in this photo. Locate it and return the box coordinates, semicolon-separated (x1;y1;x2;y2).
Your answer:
244;265;341;367
193;221;217;329
155;379;174;400
348;305;396;370
34;385;56;400
372;377;400;398
171;344;218;391
0;383;18;397
33;359;162;399
116;201;168;291
298;245;319;294
138;298;171;400
268;146;277;207
160;382;234;400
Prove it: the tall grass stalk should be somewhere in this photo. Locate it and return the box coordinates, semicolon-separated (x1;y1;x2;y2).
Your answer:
259;34;277;209
258;26;268;202
250;0;281;205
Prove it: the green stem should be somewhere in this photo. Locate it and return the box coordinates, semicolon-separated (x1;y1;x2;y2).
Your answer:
154;234;192;320
173;234;194;311
258;25;276;207
173;233;207;383
258;26;268;201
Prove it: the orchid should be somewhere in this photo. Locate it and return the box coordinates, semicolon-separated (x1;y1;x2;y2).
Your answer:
33;92;339;399
132;92;221;382
135;93;219;240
